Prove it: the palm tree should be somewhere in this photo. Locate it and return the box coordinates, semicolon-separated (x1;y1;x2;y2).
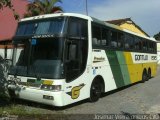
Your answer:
0;0;12;10
24;0;63;17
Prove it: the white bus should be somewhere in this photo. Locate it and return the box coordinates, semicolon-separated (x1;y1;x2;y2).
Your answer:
7;13;157;106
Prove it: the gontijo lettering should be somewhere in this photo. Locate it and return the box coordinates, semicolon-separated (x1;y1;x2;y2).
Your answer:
135;55;148;61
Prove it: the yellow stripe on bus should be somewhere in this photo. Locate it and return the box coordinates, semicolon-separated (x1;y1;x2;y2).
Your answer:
123;52;157;84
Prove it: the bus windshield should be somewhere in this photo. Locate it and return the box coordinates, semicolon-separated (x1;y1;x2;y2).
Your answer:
16;17;66;36
9;38;64;79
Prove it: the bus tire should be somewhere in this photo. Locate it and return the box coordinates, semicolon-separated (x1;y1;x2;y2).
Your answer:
148;68;151;79
142;69;148;83
90;78;103;102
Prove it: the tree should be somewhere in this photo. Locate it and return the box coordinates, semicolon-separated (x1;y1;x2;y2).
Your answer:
0;57;11;103
0;0;19;20
0;0;12;9
24;0;63;17
154;32;160;41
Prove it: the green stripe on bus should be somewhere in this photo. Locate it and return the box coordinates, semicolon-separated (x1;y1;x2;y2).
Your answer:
116;51;131;85
106;51;125;88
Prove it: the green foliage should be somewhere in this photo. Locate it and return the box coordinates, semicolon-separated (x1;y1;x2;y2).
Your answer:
24;0;63;17
154;32;160;41
0;59;11;105
0;0;13;9
0;105;41;115
0;0;19;20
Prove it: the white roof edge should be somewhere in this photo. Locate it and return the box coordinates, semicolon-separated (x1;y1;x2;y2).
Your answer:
20;13;91;22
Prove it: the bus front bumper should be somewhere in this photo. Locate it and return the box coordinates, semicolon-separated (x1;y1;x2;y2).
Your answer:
8;85;64;107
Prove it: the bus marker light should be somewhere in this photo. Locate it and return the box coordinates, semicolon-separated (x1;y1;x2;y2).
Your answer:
43;80;53;85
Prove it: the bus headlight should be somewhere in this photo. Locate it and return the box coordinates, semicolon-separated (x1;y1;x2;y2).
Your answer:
40;85;61;91
9;77;21;82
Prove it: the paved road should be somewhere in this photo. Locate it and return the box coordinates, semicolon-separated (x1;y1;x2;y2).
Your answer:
62;66;160;114
18;66;160;115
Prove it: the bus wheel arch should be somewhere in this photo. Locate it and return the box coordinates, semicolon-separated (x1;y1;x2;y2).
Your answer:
148;68;151;79
89;75;105;102
142;68;148;82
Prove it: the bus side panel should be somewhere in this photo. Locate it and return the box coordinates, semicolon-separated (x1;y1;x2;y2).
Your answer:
124;52;141;83
105;51;157;88
105;51;125;88
92;50;117;92
105;51;133;88
124;52;157;83
116;51;131;85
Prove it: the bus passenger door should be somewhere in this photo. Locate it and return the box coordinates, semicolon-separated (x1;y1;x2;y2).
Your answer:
63;17;89;105
65;40;81;82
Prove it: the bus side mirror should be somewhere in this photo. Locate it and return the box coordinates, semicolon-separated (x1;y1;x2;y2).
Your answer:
4;59;12;66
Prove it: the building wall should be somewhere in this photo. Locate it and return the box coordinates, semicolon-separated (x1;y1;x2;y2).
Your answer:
0;0;28;41
0;49;13;60
157;42;160;64
120;23;147;37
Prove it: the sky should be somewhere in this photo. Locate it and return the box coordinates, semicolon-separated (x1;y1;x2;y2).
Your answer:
57;0;160;37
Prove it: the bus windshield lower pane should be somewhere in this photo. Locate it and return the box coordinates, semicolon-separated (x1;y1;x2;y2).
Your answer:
9;38;64;79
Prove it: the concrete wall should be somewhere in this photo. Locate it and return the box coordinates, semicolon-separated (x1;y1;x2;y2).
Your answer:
157;42;160;64
0;48;13;60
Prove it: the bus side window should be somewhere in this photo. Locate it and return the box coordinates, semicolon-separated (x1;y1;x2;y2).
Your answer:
149;42;156;53
149;42;153;52
67;44;77;61
68;17;88;39
124;35;129;49
142;40;148;51
134;37;139;50
124;34;134;50
92;24;101;46
68;18;80;37
118;33;124;48
102;28;109;46
153;42;157;53
65;41;80;82
111;31;118;48
139;40;143;51
92;38;98;45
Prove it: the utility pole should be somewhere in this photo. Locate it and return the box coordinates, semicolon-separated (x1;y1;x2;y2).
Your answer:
86;0;88;15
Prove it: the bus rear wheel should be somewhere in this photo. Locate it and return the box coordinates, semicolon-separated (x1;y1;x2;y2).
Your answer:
142;70;148;82
90;79;102;102
148;69;151;79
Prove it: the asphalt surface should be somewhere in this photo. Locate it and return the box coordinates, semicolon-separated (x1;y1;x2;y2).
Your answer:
62;66;160;114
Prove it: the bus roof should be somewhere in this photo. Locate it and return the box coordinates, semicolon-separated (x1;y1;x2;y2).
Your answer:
20;13;92;22
20;13;156;42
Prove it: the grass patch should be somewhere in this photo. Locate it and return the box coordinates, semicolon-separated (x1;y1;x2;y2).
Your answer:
0;104;41;115
0;104;63;119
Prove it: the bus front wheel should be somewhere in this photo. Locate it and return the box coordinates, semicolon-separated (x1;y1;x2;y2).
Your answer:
90;79;102;102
